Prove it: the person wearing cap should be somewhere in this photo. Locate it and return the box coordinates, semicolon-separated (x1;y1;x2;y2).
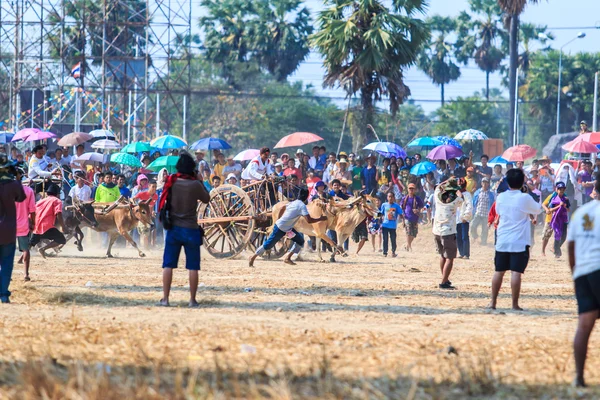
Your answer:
489;168;543;311
400;182;424;251
579;120;590;135
226;173;239;186
14;167;36;282
295;149;304;168
0;154;26;303
471;177;495;245
541;181;570;258
195;150;211;176
361;154;379;196
567;176;600;388
432;178;464;290
222;155;242;181
30;184;68;259
273;162;284;177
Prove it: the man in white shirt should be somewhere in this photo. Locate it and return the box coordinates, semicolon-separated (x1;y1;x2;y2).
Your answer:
70;144;86;172
28;145;57;180
488;169;542;311
68;171;92;202
241;147;273;181
249;187;327;267
567;177;600;387
432;179;463;290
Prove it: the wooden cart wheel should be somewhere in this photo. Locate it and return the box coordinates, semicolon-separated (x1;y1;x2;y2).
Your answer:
247;218;291;260
197;184;255;259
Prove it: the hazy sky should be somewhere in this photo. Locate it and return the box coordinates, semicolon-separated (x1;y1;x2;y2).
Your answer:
288;0;600;113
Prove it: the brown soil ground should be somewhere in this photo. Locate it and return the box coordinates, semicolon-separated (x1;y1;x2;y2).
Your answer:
0;226;599;399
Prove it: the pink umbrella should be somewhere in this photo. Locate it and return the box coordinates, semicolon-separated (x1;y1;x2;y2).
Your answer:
233;149;260;161
11;128;41;142
274;132;324;148
562;137;599;154
24;130;56;142
579;132;600;145
426;144;463;160
502;144;537;162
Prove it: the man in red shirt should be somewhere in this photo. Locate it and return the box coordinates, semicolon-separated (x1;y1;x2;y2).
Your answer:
14;168;36;281
30;184;67;258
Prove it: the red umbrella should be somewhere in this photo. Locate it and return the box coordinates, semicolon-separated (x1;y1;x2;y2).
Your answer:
579;132;600;145
274;132;324;148
562;137;599;154
502;144;537;162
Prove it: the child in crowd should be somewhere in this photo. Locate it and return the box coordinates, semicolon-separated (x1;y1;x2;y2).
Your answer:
379;192;402;257
369;197;383;252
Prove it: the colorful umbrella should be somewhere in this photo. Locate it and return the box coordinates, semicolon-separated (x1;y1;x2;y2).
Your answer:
150;134;187;150
92;139;121;150
427;144;463;160
489;156;508;164
121;141;153;154
0;133;14;144
147;155;179;173
24;130;56;142
579;132;600;146
434;136;462;149
57;132;94;146
502;144;537;162
561;137;599;154
233;149;260;161
12;128;41;142
110;152;143;168
406;137;444;147
410;161;436;176
90;129;116;139
74;152;107;165
363;142;407;158
189;137;232;151
274;132;323;148
455;129;489;141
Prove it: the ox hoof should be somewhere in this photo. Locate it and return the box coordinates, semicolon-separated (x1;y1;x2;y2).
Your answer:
329;257;336;263
107;254;114;258
342;253;349;257
139;253;146;258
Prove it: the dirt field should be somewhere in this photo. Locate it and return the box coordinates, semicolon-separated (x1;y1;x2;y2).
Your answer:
1;226;599;399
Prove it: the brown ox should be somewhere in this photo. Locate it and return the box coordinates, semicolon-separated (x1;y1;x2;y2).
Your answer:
271;195;378;262
92;199;155;257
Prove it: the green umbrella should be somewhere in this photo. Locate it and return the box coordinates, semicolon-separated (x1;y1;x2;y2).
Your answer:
147;155;179;173
110;152;143;168
121;141;153;154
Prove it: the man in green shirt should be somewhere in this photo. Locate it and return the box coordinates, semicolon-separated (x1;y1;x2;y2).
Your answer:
94;171;122;203
351;156;364;195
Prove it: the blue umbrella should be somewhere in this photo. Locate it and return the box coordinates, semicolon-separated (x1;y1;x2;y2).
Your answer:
410;161;436;176
150;134;187;150
363;141;407;158
407;137;443;147
189;137;232;151
0;133;14;144
434;136;462;149
489;156;508;164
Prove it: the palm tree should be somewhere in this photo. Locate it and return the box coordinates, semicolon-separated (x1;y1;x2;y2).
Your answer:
456;0;506;100
497;0;541;138
311;0;429;145
517;23;553;77
418;16;461;106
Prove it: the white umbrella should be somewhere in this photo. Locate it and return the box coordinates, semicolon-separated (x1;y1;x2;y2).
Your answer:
233;149;260;161
90;129;116;139
455;129;489;141
74;152;108;165
92;139;121;150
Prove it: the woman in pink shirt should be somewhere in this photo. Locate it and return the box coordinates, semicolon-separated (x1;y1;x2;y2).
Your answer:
283;158;303;180
14;169;36;281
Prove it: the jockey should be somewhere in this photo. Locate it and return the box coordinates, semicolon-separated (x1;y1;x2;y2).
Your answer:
241;147;273;181
28;145;56;180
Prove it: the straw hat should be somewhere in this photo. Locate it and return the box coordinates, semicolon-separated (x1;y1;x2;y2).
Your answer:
336;157;349;167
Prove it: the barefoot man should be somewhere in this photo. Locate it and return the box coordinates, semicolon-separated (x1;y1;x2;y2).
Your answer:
488;169;542;310
567;176;600;387
249;187;327;267
29;184;67;258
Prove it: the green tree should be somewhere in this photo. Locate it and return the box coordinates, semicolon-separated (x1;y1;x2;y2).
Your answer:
456;0;506;100
497;0;541;139
199;0;312;85
418;16;461;105
311;0;429;148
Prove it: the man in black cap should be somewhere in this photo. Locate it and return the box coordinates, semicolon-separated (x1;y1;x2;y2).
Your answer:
579;120;590;135
0;153;26;303
30;184;68;258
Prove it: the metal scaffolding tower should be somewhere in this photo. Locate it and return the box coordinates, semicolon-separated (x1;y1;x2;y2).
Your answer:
0;0;193;143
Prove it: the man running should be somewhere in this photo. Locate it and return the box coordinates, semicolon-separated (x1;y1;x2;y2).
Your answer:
249;187;327;267
488;169;542;310
568;176;600;387
30;184;67;258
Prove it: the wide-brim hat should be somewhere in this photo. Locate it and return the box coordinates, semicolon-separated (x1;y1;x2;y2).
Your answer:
336;157;349;167
539;155;551;162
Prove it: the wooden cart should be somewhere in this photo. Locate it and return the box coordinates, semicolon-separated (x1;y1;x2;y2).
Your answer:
197;177;290;259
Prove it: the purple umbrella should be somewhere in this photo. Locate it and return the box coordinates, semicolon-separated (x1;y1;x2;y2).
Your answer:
24;130;56;142
427;144;463;160
11;128;41;142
